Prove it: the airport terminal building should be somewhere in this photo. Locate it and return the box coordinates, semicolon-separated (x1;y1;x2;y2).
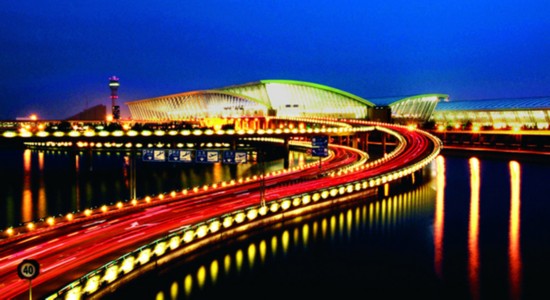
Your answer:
125;79;550;129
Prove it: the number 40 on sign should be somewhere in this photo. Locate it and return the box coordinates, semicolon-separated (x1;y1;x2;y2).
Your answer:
17;259;40;280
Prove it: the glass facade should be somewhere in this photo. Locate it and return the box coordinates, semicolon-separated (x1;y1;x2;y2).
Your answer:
371;94;448;124
431;97;550;129
125;80;550;129
127;91;266;121
126;80;375;121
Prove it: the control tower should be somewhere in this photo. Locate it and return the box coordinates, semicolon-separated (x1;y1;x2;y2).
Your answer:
109;76;120;120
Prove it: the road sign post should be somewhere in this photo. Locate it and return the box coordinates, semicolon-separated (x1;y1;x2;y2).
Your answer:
311;136;329;169
18;259;39;300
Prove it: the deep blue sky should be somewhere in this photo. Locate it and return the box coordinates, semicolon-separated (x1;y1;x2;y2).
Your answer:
1;1;549;120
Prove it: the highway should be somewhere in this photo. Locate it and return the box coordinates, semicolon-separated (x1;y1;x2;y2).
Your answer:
0;122;439;299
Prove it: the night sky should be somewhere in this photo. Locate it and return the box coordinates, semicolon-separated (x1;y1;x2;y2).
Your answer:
1;1;549;120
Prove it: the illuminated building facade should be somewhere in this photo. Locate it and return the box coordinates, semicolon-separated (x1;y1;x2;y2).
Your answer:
369;94;449;124
126;79;550;130
126;80;376;121
431;97;550;129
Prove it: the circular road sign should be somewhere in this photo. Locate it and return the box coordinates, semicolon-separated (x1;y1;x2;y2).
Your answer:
17;259;40;280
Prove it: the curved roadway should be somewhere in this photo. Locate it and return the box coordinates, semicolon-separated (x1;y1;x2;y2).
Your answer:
0;122;439;299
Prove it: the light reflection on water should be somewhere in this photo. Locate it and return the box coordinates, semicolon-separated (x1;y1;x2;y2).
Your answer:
509;160;522;300
0;149;315;229
2;149;544;299
136;178;437;300
468;157;481;300
107;155;546;300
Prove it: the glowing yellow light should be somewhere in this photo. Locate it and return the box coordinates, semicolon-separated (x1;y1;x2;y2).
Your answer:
169;236;180;250
103;265;118;283
223;216;233;228
20;131;32;137
312;193;321;202
138;249;151;265
83;275;100;295
183;230;195;243
121;256;135;274
112;130;124;137
259;205;268;216
47;217;55;226
234;212;246;223
281;199;292;210
101;205;108;213
154;242;166;256
26;222;35;230
197;225;208;238
66;213;74;221
247;209;258;220
209;220;221;232
269;202;279;212
84;209;92;217
131;199;137;206
117;202;123;209
98;131;110;137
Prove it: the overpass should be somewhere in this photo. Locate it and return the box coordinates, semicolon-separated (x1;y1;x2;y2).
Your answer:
0;118;441;299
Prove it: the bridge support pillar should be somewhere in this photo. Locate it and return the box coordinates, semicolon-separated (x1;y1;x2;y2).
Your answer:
283;137;290;169
352;134;358;149
382;133;387;154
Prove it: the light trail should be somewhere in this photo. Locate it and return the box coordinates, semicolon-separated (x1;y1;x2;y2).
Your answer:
0;121;440;299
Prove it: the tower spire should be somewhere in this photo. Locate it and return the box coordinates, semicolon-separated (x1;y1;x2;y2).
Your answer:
109;76;120;120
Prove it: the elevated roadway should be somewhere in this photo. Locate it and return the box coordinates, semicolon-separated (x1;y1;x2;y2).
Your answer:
0;120;441;299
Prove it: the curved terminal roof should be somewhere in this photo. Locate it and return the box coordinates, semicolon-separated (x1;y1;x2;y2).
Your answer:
127;79;375;120
259;79;375;107
125;79;455;123
126;90;266;121
369;94;449;123
432;96;550;129
435;97;550;111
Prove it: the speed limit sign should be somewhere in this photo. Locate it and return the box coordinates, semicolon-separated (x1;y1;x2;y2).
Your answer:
17;259;40;280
